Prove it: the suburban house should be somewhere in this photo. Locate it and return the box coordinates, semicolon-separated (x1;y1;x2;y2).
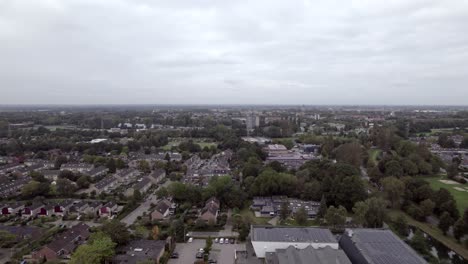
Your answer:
265;245;351;264
86;166;109;178
250;226;339;258
22;203;44;218
339;229;427;264
41;170;61;181
148;169;166;184
115;168;140;183
0;176;31;198
93;175;120;194
60;163;93;173
184;151;232;185
151;199;174;221
125;177;153;197
53;200;75;217
112;239;166;264
32;223;90;262
251;196;320;218
1;203;24;215
99;201;119;218
0;163;25;174
199;197;220;224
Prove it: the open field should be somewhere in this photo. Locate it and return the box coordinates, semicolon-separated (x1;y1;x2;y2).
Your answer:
389;210;468;260
161;139;218;151
422;176;468;214
239;208;271;225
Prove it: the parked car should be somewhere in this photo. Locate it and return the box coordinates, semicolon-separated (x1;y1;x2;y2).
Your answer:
199;248;205;253
214;238;219;243
188;237;193;243
196;252;203;259
219;238;224;244
171;252;179;259
229;238;235;244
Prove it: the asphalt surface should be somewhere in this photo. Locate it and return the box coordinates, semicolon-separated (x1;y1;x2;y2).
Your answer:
168;239;245;264
121;193;158;225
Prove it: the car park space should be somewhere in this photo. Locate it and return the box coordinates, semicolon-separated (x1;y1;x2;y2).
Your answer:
168;238;244;264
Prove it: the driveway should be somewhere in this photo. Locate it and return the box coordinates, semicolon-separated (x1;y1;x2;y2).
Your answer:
121;193;158;225
168;239;245;264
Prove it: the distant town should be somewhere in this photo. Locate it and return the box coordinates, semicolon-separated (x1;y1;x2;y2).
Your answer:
0;105;468;264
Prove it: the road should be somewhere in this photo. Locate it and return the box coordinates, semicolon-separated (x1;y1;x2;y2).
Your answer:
121;193;158;225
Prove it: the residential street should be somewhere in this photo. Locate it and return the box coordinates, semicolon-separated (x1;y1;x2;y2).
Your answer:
121;193;158;225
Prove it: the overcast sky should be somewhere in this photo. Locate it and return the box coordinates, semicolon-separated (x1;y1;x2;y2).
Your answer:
1;0;468;105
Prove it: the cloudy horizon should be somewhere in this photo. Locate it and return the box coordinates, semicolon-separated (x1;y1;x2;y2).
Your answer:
1;0;468;105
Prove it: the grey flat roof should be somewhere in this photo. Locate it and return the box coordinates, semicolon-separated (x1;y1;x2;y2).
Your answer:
346;229;427;264
251;226;337;243
266;245;351;264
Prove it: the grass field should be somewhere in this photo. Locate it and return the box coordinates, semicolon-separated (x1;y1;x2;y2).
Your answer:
239;208;271;225
161;139;218;151
368;149;381;167
423;176;468;214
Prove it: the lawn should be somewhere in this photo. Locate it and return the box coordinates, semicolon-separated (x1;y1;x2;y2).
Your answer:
239;208;271;225
422;175;468;214
368;148;381;167
161;139;218;151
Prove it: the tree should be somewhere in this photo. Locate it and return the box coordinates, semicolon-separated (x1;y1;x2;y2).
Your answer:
317;195;327;219
384;160;403;177
419;199;435;217
204;236;213;259
352;201;369;226
100;220;130;246
447;163;459;179
381;177;405;209
325;205;346;229
295;207;308;226
365;197;388;228
106;158;116;173
70;232;116;264
22;180;50;198
335;142;362;167
56;178;77;196
411;230;428;254
138;160;151;173
393;215;409;236
453;218;465;241
151;226;160;240
77;175;91;189
279;201;289;222
438;211;454;235
54;155;67;169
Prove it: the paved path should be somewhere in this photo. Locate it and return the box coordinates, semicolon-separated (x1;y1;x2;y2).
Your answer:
121;193;158;225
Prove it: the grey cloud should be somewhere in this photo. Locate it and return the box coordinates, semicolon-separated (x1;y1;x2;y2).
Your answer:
0;0;468;105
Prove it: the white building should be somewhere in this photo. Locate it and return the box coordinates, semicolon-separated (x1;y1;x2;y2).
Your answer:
250;226;339;258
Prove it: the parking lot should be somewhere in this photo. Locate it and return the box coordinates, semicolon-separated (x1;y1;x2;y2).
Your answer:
168;239;245;264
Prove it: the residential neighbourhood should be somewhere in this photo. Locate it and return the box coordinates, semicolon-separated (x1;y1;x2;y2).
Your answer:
0;106;468;264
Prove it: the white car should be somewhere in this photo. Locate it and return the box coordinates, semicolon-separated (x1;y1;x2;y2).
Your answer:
188;237;193;243
219;238;224;244
199;248;204;253
214;238;219;243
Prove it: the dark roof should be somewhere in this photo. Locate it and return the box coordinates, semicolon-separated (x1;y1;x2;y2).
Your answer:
266;246;351;264
154;200;171;214
113;239;165;264
45;223;90;253
340;229;427;264
251;226;337;243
